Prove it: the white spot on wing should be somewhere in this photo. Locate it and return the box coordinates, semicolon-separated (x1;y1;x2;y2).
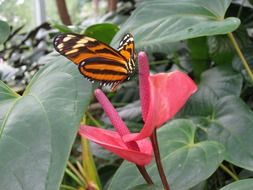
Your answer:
63;36;73;42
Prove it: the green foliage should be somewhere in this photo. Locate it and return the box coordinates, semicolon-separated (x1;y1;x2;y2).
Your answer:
111;0;240;49
208;35;234;65
232;46;253;83
0;55;92;190
51;22;78;33
177;64;253;179
52;22;119;44
0;20;10;44
84;23;119;44
0;0;35;31
220;179;253;190
104;0;253;189
187;37;210;81
128;184;163;190
200;66;243;97
1;0;253;189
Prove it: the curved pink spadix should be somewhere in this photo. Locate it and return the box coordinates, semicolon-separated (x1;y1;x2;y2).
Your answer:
79;89;153;166
124;52;198;142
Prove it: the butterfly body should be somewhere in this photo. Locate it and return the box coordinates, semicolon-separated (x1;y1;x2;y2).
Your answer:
53;33;136;91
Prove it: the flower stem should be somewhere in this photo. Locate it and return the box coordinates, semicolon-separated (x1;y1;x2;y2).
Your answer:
60;184;77;190
227;32;253;81
150;129;170;190
81;137;101;189
136;165;154;185
67;161;87;186
220;163;239;181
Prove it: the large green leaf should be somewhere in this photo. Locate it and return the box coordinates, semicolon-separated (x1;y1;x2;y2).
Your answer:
220;179;253;190
179;67;253;171
208;96;253;171
107;119;224;190
0;55;92;190
0;20;10;44
111;0;240;49
200;66;243;97
179;65;242;116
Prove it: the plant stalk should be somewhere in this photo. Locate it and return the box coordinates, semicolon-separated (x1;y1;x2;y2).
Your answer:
125;140;154;185
67;161;87;185
82;137;102;189
65;168;85;187
227;32;253;81
150;129;170;190
136;165;154;185
220;163;239;181
60;184;77;190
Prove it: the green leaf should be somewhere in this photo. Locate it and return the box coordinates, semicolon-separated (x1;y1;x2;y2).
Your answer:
84;23;119;44
220;179;253;190
0;81;19;100
180;86;253;171
187;37;210;81
200;66;243;97
0;20;10;44
232;46;253;84
111;0;240;49
189;181;207;190
50;22;84;34
51;22;76;33
107;119;225;190
0;55;92;190
208;96;253;171
128;184;163;190
208;35;234;65
179;85;218;118
179;65;243;118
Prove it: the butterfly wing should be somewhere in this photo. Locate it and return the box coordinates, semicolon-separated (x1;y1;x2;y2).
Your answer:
54;33;126;65
53;33;130;89
117;33;137;74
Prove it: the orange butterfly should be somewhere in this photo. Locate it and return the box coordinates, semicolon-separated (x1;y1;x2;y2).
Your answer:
53;33;137;91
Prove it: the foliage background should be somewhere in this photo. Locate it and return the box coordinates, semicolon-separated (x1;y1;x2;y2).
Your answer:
1;0;253;190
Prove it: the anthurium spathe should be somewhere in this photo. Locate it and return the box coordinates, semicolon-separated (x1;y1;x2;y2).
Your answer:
79;89;153;166
124;52;198;142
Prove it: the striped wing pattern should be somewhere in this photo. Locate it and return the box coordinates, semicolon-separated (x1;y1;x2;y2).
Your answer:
117;33;136;75
53;33;136;91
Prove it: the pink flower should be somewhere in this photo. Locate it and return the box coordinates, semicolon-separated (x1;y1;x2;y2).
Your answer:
123;52;197;142
79;89;153;166
79;51;197;165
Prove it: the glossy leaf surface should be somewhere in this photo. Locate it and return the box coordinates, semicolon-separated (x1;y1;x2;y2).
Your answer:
220;179;253;190
0;55;92;190
111;0;240;49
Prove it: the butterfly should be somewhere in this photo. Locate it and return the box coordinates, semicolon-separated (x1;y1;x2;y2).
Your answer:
53;33;137;91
